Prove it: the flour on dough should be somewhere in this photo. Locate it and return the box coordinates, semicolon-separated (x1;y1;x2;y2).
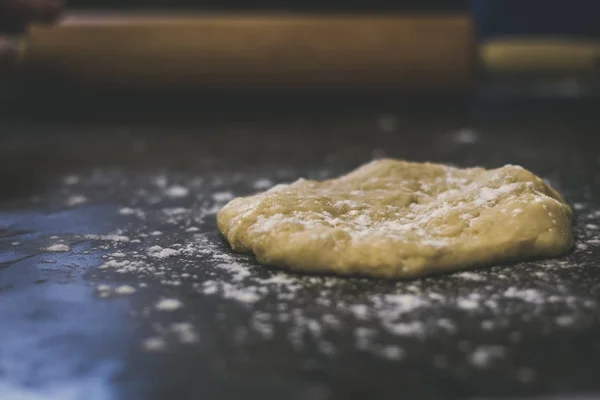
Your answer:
217;159;573;279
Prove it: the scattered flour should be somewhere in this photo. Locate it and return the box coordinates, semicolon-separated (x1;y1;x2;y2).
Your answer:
95;284;136;297
455;271;485;281
88;222;598;361
165;185;189;198
213;192;234;202
119;207;145;218
170;322;200;344
51;170;600;368
555;315;575;327
148;246;180;259
67;195;87;206
115;285;136;295
95;284;112;298
470;345;506;368
378;345;404;360
253;179;273;190
156;298;183;311
457;296;480;310
84;234;130;242
163;207;188;217
44;244;70;252
142;337;167;351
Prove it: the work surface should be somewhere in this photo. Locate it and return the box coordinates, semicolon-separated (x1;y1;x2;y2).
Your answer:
0;104;599;400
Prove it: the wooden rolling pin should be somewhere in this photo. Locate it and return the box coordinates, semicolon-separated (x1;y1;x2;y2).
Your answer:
480;38;600;78
15;11;474;93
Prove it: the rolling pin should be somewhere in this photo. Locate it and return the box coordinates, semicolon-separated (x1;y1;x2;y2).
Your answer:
480;38;600;78
12;11;474;94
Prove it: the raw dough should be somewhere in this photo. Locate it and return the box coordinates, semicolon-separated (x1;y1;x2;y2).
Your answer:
217;159;573;279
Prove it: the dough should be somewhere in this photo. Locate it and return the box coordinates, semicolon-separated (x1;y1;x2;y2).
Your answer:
217;159;573;279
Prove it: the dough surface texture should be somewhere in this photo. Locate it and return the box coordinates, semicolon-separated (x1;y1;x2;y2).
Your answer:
217;159;573;279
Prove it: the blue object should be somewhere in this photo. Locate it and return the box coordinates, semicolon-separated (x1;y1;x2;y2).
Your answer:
471;0;600;39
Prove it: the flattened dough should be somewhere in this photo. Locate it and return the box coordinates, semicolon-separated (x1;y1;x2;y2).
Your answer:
217;159;573;279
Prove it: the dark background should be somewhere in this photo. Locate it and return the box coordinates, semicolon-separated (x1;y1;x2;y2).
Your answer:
60;0;600;39
1;2;600;400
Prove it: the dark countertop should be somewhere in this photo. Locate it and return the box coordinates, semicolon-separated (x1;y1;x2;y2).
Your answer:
0;103;599;400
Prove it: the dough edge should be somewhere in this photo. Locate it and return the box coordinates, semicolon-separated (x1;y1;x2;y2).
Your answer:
217;159;574;279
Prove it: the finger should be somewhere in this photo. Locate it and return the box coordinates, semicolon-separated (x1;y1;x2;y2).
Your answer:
0;37;19;69
0;0;64;24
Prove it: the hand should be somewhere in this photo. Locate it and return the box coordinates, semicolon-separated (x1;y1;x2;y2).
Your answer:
0;0;64;66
